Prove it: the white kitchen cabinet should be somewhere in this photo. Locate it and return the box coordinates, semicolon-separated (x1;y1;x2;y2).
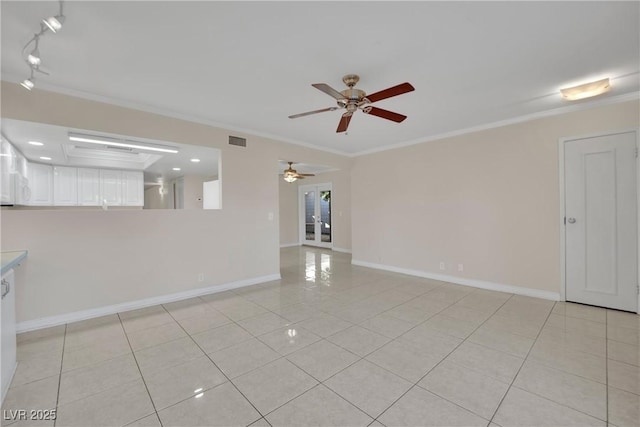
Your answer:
122;171;144;206
1;140;15;205
1;269;16;403
53;166;78;206
100;170;122;206
78;168;101;206
27;162;53;206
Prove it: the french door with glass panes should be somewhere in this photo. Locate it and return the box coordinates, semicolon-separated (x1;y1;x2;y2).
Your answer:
299;183;332;248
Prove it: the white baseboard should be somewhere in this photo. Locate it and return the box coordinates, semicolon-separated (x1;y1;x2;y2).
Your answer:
16;273;281;333
332;247;352;254
351;259;560;301
279;243;300;248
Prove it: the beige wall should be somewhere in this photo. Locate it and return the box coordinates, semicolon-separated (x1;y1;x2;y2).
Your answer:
279;178;298;246
0;82;351;324
278;168;352;251
352;100;639;294
183;175;214;210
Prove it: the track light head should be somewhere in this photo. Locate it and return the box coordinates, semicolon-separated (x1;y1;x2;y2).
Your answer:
42;15;64;33
27;49;41;66
20;78;35;90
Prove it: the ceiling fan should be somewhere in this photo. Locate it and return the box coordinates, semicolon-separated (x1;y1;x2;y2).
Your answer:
283;162;315;183
289;74;415;133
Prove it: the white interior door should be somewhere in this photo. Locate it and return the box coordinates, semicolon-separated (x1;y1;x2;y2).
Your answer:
564;131;638;312
299;183;332;248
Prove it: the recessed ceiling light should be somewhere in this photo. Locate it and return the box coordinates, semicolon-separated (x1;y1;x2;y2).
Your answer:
28;141;44;146
40;156;52;160
173;167;181;171
190;158;201;163
560;78;611;101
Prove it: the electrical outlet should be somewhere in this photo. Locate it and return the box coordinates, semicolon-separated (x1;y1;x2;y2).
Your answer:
458;264;464;272
439;262;445;270
198;273;204;282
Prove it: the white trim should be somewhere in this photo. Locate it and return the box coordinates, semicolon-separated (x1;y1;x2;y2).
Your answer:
16;273;281;333
558;128;640;314
558;136;567;302
353;92;640;157
352;259;560;301
280;243;300;248
332;247;352;254
3;80;636;159
298;182;333;249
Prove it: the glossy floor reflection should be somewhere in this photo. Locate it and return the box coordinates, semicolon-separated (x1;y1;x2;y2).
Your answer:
2;247;639;426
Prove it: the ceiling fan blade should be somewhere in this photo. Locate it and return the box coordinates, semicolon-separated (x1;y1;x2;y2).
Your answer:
365;82;415;103
296;173;315;177
336;113;352;133
362;106;407;123
289;107;338;119
312;83;346;100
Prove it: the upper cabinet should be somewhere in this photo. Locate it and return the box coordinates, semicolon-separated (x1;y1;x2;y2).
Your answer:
1;140;15;205
77;168;101;206
122;171;144;206
100;170;122;206
53;166;78;206
27;163;53;206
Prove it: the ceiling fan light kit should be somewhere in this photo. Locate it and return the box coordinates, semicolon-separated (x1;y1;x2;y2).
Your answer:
283;162;315;183
289;74;415;133
19;0;66;91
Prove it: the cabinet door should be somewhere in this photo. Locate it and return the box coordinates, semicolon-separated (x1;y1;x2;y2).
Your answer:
122;171;143;206
77;168;101;206
100;170;122;206
53;166;78;206
1;140;15;205
27;163;53;206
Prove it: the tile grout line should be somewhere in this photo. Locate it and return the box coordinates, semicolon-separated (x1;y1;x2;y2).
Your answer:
370;293;520;424
257;279;520;422
159;304;268;426
486;300;557;424
164;275;439;423
52;323;67;427
116;313;164;427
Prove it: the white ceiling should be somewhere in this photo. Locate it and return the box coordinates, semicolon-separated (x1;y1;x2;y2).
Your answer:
1;1;638;155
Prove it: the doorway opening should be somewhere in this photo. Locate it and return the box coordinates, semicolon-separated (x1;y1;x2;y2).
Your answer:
299;183;332;248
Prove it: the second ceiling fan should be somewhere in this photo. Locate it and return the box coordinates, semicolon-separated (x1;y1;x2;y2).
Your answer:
289;74;415;133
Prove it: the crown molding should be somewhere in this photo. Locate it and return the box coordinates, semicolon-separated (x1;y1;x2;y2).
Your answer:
3;78;637;159
352;91;640;157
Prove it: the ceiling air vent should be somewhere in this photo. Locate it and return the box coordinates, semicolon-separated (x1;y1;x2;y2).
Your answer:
228;135;247;147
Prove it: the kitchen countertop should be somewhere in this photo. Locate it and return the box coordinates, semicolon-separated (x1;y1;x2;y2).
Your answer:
1;251;28;276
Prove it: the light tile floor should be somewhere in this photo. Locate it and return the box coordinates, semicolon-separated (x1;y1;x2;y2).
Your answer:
2;247;639;427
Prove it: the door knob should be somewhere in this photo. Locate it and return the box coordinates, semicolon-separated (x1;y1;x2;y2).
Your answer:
567;218;576;224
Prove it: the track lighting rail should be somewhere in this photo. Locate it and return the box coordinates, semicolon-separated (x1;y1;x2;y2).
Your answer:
20;0;66;91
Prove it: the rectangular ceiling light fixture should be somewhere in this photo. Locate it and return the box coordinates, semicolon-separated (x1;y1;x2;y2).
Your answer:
560;78;610;101
68;132;179;154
